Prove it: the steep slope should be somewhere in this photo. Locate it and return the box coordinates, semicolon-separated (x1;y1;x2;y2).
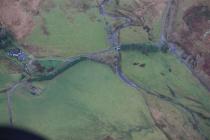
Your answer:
166;0;210;90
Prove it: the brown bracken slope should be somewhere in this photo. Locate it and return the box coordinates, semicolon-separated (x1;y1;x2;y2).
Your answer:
167;0;210;90
0;0;41;39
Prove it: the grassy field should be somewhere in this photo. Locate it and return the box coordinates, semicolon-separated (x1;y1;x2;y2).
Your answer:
0;71;14;90
120;27;150;44
0;59;21;125
121;50;210;138
0;61;167;140
0;95;9;125
0;59;21;90
121;51;210;102
119;20;161;44
23;0;109;57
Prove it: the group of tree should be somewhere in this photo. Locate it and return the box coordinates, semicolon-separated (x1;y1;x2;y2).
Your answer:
0;25;14;50
120;43;159;55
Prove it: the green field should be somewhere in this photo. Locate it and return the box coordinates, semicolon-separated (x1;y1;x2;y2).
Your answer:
0;61;167;140
0;60;21;90
0;95;9;124
0;59;21;125
120;27;150;44
24;0;109;57
121;50;210;138
121;51;210;101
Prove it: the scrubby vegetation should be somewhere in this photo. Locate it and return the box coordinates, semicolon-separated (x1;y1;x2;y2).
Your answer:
0;26;14;50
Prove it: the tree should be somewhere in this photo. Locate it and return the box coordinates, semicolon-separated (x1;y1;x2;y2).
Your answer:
0;26;14;49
